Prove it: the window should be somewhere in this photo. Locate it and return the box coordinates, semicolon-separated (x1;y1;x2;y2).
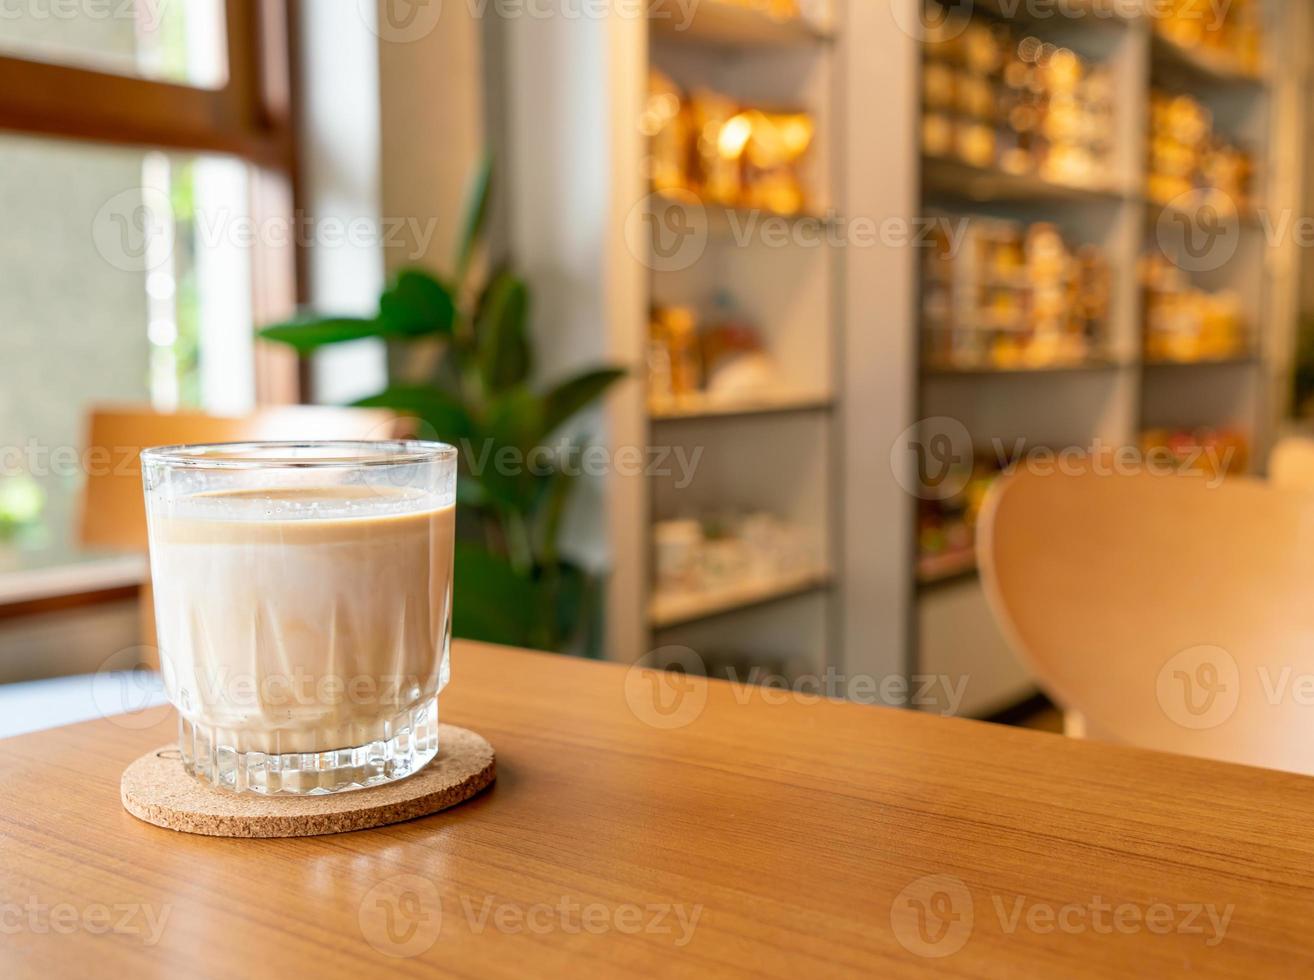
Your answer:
0;0;299;431
0;0;229;87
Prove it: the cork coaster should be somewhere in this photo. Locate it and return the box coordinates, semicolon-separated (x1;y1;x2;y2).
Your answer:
121;724;495;838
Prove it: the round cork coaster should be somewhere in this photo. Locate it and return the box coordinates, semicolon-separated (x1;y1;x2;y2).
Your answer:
121;724;495;838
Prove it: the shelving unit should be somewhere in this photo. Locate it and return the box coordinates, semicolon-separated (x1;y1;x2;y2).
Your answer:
912;0;1306;718
922;153;1127;204
502;1;1302;705
921;356;1125;377
649;564;833;629
637;0;841;677
648;389;833;421
648;0;834;48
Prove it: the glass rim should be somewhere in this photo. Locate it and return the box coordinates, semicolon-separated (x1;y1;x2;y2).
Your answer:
140;440;458;470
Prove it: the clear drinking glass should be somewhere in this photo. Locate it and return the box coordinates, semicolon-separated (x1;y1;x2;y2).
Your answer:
140;441;457;795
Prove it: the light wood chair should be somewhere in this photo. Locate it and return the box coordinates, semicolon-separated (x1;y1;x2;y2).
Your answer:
1268;435;1314;490
79;405;401;659
978;466;1314;776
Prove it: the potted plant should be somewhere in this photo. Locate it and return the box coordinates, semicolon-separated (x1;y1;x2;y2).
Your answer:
258;161;624;654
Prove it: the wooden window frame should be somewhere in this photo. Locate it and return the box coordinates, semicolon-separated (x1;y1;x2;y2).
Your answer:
0;0;302;403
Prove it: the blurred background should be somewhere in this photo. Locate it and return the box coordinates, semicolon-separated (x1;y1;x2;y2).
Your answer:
3;0;1313;733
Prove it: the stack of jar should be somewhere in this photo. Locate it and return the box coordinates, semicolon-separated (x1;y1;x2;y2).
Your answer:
1139;427;1248;479
1147;91;1256;210
1152;0;1263;74
922;215;1110;370
921;4;1115;189
917;459;1000;582
647;297;780;411
654;512;815;596
643;69;816;215
1141;253;1247;362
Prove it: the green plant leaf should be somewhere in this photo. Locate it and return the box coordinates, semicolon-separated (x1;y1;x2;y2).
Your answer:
378;269;457;337
484;386;546;453
467;387;548;512
452;542;538;647
353;385;473;441
476;271;532;393
541;368;626;438
455;155;493;285
258;316;384;352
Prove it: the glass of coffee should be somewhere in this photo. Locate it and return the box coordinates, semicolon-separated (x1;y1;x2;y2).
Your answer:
140;441;457;795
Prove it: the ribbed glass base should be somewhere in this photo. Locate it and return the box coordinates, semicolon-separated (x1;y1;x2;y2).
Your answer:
178;696;440;796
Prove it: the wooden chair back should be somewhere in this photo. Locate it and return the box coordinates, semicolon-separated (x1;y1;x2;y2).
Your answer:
978;466;1314;775
80;405;400;551
79;405;401;660
1268;435;1314;490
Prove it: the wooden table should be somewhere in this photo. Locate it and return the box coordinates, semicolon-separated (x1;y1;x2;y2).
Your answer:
2;642;1312;978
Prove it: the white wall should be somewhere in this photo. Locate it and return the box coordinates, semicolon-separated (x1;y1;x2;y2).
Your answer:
297;1;387;404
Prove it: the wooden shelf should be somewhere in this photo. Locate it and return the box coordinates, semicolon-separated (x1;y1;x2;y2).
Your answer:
922;356;1126;378
650;565;832;629
917;551;979;589
649;390;833;421
1142;354;1259;369
652;191;838;238
1146;198;1264;230
1151;33;1265;89
921;155;1126;205
650;1;832;48
974;0;1134;31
